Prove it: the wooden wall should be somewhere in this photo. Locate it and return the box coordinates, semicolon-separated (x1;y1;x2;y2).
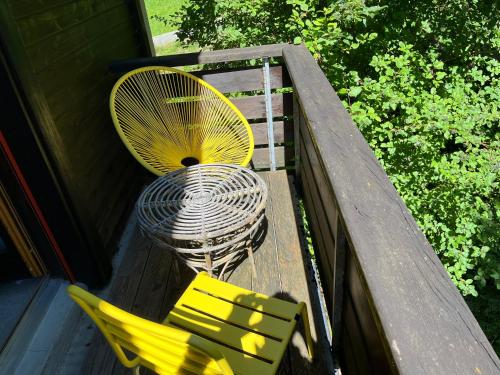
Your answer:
0;0;147;284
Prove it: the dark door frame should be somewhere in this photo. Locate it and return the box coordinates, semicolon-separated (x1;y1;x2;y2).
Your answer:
0;43;111;287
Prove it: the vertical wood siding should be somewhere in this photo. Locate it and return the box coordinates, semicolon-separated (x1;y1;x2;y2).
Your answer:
0;0;145;265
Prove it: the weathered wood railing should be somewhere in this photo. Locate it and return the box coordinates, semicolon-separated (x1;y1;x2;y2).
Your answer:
110;44;500;374
284;44;499;374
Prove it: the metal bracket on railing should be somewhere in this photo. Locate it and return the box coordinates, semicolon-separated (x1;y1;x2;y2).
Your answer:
263;56;276;171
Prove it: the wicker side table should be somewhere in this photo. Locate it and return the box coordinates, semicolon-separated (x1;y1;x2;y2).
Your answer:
137;164;268;279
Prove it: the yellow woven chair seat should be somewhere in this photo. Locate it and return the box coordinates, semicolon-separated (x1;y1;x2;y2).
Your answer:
68;272;313;375
110;66;254;175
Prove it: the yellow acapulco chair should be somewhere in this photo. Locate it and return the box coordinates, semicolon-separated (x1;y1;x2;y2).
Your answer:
110;66;254;175
68;272;313;375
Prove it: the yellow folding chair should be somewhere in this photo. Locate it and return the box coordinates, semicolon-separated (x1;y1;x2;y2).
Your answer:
68;272;313;374
110;66;254;175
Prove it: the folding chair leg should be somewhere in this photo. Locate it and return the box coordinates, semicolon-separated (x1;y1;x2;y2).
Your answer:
133;365;140;375
299;302;314;359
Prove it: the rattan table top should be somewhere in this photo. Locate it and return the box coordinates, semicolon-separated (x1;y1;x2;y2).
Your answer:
137;164;268;242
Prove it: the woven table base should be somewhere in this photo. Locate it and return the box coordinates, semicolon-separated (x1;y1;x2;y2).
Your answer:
137;164;268;279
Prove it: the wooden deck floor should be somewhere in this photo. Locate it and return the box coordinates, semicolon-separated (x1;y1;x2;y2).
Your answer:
81;171;333;374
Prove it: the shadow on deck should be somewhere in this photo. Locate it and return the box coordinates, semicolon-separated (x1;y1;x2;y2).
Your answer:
79;170;334;374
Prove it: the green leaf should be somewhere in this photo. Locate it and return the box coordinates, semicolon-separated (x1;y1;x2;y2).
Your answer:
349;86;362;97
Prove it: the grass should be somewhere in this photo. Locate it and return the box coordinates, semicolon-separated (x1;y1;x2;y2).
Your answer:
144;0;187;36
155;41;200;57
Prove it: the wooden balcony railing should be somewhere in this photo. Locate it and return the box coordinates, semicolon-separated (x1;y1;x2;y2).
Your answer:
111;44;500;374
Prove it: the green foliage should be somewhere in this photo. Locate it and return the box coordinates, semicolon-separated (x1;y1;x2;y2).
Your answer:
175;0;292;48
174;0;500;299
349;45;499;296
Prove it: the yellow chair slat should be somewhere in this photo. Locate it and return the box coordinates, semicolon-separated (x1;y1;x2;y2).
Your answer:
176;287;293;340
166;305;286;362
164;324;277;375
67;272;313;375
189;273;300;320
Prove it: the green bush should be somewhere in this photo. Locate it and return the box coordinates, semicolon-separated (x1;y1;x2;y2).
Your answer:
174;1;500;298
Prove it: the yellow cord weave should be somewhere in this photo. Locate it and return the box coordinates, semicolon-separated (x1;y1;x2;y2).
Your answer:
110;66;254;175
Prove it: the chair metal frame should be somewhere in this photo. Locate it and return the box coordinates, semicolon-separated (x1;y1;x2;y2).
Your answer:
110;66;254;176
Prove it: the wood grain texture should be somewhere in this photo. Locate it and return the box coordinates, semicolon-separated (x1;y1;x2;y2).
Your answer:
77;173;333;374
230;93;293;120
331;218;347;352
293;94;301;182
109;44;288;72
299;140;335;304
260;171;293;375
0;0;146;265
251;120;293;146
82;225;152;374
192;65;291;94
252;146;295;170
250;173;282;295
341;291;371;375
284;44;500;373
26;6;131;74
269;173;333;374
344;247;390;374
15;0;124;47
299;169;332;296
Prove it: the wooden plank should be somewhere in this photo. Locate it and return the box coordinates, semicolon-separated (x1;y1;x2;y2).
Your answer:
268;172;321;374
251;121;292;146
10;0;81;19
250;173;281;296
300;140;335;286
26;5;131;74
81;226;152;375
134;0;156;57
341;291;371;375
345;248;390;374
37;24;136;100
111;243;175;375
300;173;332;296
191;65;291;93
331;219;347;352
340;324;358;375
109;44;288;72
16;0;124;47
293;94;301;183
92;165;143;247
252;146;292;170
230;93;292;120
284;44;500;373
158;260;195;320
232;171;289;374
299;121;339;242
127;245;174;322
